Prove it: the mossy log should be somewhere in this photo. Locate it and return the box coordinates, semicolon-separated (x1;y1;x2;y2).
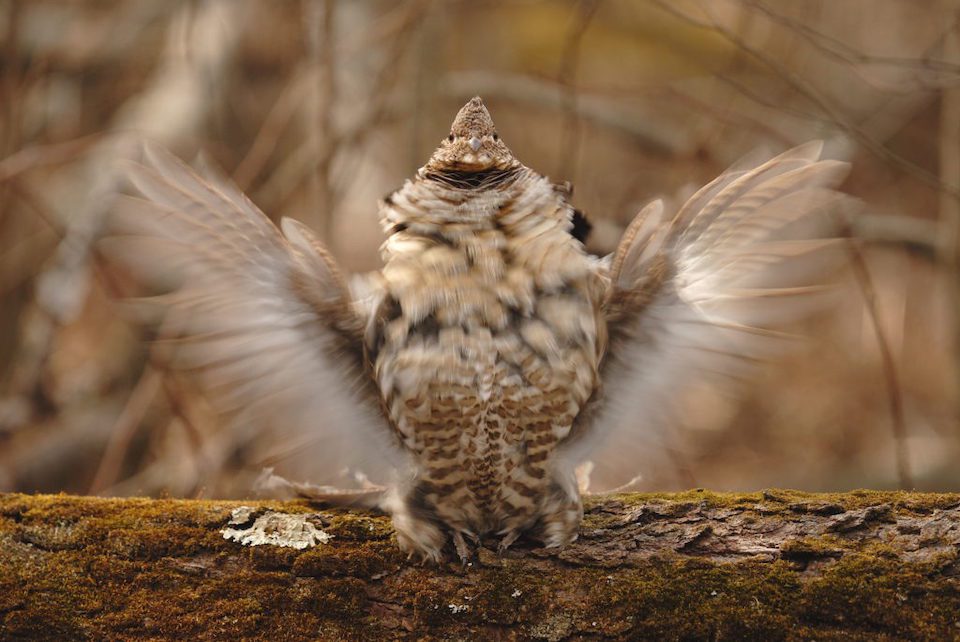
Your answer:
2;490;960;640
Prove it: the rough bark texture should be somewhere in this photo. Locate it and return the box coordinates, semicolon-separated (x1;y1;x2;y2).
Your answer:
2;489;960;640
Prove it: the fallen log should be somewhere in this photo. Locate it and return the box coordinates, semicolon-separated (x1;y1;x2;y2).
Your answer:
2;489;959;640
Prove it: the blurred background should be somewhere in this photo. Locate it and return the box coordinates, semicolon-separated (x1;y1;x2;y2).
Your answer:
1;0;958;497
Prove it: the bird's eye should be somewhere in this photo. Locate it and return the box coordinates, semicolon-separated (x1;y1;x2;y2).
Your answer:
447;134;455;142
492;133;499;141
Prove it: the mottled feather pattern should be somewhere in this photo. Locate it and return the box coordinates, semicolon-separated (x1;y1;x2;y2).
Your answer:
374;156;604;550
105;97;854;562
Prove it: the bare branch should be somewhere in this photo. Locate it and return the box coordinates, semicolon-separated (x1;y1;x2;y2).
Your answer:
0;134;103;184
836;221;913;489
304;0;338;242
651;0;960;200
232;66;312;192
742;0;960;85
2;0;249;426
556;0;600;180
845;212;941;260
87;367;162;495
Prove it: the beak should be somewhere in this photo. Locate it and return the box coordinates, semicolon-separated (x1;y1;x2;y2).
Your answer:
469;137;482;152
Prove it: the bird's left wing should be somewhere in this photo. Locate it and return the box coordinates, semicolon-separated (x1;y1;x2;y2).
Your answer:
101;143;409;490
559;142;857;491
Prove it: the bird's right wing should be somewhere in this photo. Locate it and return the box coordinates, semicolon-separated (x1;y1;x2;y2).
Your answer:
101;143;410;491
561;142;857;491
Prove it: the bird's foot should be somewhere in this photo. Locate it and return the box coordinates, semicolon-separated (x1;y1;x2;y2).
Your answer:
497;530;521;555
452;531;472;566
451;530;482;566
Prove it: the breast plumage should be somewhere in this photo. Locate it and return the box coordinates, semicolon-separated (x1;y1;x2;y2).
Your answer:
370;98;605;558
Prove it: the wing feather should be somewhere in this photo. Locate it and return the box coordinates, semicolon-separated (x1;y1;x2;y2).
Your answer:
563;142;858;491
102;142;409;490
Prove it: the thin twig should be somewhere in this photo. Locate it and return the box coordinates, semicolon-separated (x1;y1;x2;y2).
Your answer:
651;0;960;201
844;212;942;261
2;0;248;435
0;134;103;184
327;0;428;212
838;223;913;489
940;23;960;439
0;0;24;230
232;66;311;192
304;0;337;242
741;0;960;82
0;222;56;299
88;366;162;495
269;0;427;217
556;0;600;181
226;2;425;196
658;84;795;148
9;176;219;492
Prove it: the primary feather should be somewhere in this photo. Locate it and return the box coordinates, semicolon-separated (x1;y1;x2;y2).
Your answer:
560;142;858;492
103;143;410;493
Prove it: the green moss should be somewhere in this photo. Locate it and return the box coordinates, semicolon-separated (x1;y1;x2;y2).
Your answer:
293;540;402;579
780;536;845;562
324;510;394;541
591;487;960;514
799;550;960;638
2;491;960;640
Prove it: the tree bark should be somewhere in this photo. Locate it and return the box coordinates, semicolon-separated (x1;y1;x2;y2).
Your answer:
2;489;959;640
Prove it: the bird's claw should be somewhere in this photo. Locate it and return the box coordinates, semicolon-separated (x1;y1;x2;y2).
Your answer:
452;531;472;566
497;530;520;556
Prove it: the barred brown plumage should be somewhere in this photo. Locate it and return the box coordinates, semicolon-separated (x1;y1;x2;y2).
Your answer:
103;96;855;563
373;98;604;558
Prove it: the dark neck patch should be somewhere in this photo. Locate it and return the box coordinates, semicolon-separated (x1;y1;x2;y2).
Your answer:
570;209;592;244
424;168;520;190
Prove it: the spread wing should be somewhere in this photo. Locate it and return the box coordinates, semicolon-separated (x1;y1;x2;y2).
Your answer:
560;142;857;491
101;143;409;490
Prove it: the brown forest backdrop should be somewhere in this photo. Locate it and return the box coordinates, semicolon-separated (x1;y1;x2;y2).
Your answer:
1;0;959;497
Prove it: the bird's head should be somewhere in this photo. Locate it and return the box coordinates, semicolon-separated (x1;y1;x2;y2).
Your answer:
424;96;519;173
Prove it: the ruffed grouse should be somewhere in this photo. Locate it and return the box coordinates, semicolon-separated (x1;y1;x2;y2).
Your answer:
105;97;851;562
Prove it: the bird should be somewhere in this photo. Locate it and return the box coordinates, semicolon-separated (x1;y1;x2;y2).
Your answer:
103;96;853;563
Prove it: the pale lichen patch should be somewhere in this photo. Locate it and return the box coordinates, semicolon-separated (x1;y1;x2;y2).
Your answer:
221;507;333;549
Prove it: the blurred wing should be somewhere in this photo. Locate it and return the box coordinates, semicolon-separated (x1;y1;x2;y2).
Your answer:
102;142;408;488
562;142;857;491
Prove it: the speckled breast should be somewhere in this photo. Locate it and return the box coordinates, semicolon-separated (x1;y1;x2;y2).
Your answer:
372;171;604;536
